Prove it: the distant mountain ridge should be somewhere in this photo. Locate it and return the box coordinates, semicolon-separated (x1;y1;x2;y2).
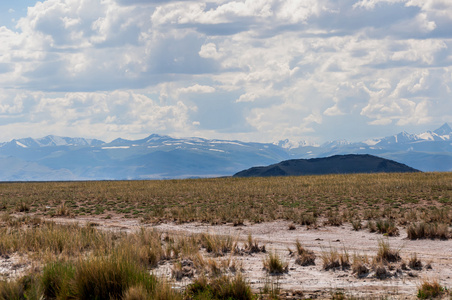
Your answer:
283;123;452;173
233;154;420;177
5;135;105;148
0;123;450;181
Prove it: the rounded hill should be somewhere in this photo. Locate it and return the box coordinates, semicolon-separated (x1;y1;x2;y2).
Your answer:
233;154;420;177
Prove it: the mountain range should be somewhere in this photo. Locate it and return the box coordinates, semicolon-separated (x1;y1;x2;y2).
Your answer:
0;123;450;181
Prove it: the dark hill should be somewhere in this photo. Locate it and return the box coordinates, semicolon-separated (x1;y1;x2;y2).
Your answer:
233;154;420;177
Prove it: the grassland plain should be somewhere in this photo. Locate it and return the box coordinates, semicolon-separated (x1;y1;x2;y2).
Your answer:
1;172;451;224
0;172;452;299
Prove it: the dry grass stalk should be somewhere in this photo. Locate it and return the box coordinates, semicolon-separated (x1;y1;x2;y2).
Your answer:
407;222;449;240
375;240;401;264
263;251;288;275
409;253;423;270
321;246;350;271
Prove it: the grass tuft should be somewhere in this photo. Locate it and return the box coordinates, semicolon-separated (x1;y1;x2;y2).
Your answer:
294;240;316;266
409;253;423;270
263;251;288;275
407;222;449;240
185;274;253;300
321;247;350;271
417;278;445;299
375;239;401;264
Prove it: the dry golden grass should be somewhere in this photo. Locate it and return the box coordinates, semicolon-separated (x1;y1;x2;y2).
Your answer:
0;173;451;299
0;172;450;227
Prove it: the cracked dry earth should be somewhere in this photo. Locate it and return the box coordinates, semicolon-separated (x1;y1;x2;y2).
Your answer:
5;216;452;299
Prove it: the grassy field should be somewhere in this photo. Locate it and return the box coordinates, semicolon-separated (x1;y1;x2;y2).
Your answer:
1;172;452;299
1;172;451;225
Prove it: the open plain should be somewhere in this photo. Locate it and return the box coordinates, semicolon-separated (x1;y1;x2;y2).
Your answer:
1;173;452;299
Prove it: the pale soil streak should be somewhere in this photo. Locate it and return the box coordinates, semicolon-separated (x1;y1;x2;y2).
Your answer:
25;216;452;299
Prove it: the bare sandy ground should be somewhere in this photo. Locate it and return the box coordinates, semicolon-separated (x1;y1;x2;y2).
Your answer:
152;221;451;299
4;215;452;299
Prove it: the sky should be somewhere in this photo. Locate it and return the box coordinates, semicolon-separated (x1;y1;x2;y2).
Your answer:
0;0;451;144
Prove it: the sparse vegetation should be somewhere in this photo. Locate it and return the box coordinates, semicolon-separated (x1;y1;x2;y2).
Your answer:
375;239;401;264
0;173;449;225
263;251;288;275
417;279;445;299
407;222;450;240
409;253;423;270
185;274;254;300
352;254;369;278
321;246;350;271
375;219;399;236
293;240;316;266
0;173;451;299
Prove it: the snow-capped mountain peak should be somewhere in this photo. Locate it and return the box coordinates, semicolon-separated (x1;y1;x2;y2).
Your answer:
0;136;105;148
433;123;452;136
274;139;318;149
321;139;350;148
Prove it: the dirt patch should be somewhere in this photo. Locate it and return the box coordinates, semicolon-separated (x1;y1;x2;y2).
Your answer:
27;216;452;299
0;254;32;280
153;221;452;299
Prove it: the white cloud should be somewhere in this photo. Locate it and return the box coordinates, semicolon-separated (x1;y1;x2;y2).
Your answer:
353;0;406;10
177;84;215;94
199;43;222;60
0;0;451;143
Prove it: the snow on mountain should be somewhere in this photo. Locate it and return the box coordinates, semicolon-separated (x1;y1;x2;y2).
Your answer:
0;135;104;148
0;123;450;181
375;131;420;145
359;124;451;146
321;139;350;148
363;139;380;146
433;123;452;136
275;139;319;149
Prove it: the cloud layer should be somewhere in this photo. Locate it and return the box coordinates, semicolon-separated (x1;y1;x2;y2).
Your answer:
0;0;451;142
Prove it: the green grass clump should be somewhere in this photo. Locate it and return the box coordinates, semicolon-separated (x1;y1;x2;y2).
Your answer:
41;261;75;299
185;274;253;300
417;279;445;299
73;253;157;299
1;251;179;300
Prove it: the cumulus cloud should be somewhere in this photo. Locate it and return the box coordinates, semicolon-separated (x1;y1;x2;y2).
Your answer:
177;84;215;94
0;0;451;143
